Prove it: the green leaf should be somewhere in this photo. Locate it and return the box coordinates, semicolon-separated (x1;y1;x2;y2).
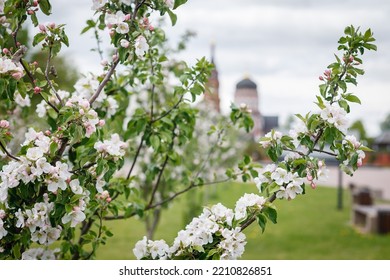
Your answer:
167;9;177;26
257;214;267;233
32;33;46;46
174;0;188;9
150;135;160;150
39;0;52;15
359;146;373;152
263;206;277;224
13;242;21;259
344;94;361;104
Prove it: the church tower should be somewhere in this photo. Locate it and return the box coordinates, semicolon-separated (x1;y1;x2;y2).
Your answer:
234;77;263;139
203;43;221;112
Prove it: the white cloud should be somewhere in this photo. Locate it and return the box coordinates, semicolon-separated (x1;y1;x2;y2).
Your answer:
37;0;390;136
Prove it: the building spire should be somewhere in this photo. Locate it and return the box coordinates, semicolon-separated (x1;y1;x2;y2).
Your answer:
210;40;216;64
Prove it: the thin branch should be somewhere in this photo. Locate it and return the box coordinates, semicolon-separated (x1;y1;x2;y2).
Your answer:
89;57;120;105
240;193;277;232
126;135;145;180
11;25;60;114
151;94;184;123
0;141;20;161
313;148;337;157
45;48;64;106
148;154;169;207
51;137;68;164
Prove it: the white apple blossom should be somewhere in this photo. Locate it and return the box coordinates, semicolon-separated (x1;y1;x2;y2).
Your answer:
133;236;148;259
120;38;130;48
276;186;297;200
61;206;86;227
0;56;24;79
219;227;246;260
259;130;283;149
14;92;31;107
134;35;149;58
21;248;59;260
105;11;126;26
26;147;44;161
70;179;83;194
320;103;348;133
271;167;292;186
0;210;7;240
94;133;128;158
234;193;266;220
148;239;170;260
116;22;129;34
91;0;107;11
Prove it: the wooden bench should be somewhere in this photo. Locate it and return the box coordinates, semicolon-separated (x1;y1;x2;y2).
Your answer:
352;204;390;234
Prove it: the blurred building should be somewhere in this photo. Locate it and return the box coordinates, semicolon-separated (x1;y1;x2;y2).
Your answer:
203;43;221;113
234;77;279;140
204;45;279;139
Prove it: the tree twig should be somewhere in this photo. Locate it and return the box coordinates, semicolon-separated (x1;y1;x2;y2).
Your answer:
0;141;20;161
45;47;64;106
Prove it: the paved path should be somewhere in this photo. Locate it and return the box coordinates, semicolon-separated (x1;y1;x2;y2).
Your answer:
324;166;390;200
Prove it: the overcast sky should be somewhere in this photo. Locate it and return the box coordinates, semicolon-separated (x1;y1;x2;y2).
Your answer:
42;0;390;137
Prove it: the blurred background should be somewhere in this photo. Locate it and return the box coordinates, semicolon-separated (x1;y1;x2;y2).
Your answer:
26;0;390;259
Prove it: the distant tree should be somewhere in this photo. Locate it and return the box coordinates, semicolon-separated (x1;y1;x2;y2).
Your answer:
380;113;390;132
349;119;372;145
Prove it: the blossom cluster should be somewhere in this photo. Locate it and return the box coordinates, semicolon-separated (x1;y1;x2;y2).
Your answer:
94;133;128;158
21;247;59;260
0;55;24;80
134;195;266;260
35;74;118;120
64;95;103;137
259;130;282;149
0;128;68;202
254;164;306;200
14;194;62;245
74;74;118;118
340;134;366;173
320;102;348;133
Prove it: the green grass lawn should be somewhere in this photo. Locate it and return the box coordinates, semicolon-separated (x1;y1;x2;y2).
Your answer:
96;182;390;259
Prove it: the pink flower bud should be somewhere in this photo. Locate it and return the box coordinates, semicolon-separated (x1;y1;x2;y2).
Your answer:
5;131;11;136
11;72;23;80
0;211;5;219
307;174;313;181
33;61;39;66
349;55;354;62
33;0;39;7
357;159;363;167
98;120;105;127
27;10;35;15
58;127;63;131
0;120;10;129
106;197;112;203
109;30;115;37
2;48;9;54
34;86;42;94
100;60;108;66
319;76;324;81
48;22;56;29
124;14;131;21
311;182;317;189
45;130;51;136
79;109;85;115
149;25;154;31
39;24;47;33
